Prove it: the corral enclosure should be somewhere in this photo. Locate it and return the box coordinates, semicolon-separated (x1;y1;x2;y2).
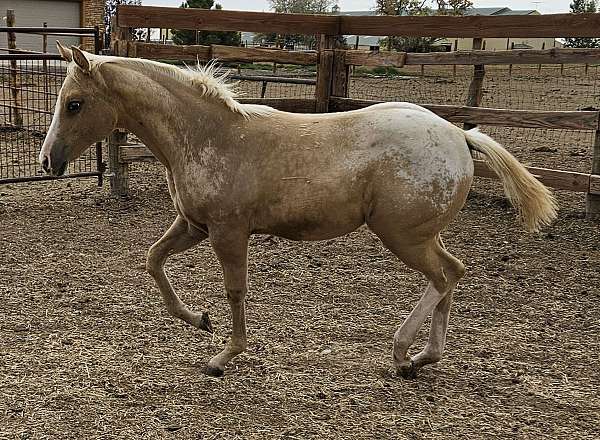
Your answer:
1;6;600;439
109;6;600;218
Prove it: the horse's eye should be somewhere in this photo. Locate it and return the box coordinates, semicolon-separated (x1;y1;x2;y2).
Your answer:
67;100;82;113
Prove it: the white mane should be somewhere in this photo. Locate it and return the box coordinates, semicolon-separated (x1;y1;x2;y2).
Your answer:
74;55;276;119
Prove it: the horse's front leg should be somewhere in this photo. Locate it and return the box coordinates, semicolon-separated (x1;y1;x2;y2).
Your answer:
205;226;249;377
146;215;212;332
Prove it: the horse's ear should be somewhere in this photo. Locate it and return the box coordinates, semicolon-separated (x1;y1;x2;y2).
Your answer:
56;41;72;62
71;46;91;74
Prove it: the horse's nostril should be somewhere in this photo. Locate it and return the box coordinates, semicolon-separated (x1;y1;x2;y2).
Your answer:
42;156;50;173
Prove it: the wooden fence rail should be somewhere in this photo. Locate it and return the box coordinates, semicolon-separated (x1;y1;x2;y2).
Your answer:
110;5;600;219
117;6;338;35
117;6;600;38
132;42;318;65
329;98;600;131
127;42;600;68
346;48;600;67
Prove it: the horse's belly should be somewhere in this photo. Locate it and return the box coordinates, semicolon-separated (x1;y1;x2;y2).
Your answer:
259;216;364;241
254;192;366;241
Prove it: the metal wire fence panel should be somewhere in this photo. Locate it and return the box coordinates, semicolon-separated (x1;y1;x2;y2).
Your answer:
349;65;472;105
0;58;100;181
233;70;316;99
235;79;315;99
476;126;595;174
480;64;600;111
349;64;600;111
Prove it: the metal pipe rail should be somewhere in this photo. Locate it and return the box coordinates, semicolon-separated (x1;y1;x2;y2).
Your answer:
229;74;316;85
0;27;96;35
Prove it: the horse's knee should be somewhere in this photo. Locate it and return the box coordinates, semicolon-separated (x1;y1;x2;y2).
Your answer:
146;245;164;278
450;258;466;283
434;252;465;293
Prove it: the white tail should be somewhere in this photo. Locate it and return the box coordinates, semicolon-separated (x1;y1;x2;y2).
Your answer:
464;128;558;232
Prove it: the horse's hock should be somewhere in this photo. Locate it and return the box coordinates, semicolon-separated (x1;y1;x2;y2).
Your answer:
107;5;600;220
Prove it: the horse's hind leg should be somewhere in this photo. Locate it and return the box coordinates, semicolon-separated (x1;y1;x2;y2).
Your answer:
374;232;465;378
146;215;212;332
409;290;454;373
410;237;459;372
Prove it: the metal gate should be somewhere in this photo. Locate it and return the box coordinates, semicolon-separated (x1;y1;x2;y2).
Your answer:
0;25;104;184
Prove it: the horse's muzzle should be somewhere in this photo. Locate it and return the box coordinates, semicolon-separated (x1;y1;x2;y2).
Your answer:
40;142;70;176
40;154;67;176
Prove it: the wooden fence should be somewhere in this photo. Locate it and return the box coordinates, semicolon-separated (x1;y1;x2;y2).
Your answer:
110;5;600;219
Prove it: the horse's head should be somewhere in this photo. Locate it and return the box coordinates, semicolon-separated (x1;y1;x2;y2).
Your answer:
39;42;118;176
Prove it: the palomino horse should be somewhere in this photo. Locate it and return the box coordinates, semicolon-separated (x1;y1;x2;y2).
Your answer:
40;44;557;378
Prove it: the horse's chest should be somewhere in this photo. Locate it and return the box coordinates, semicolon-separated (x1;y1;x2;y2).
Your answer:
172;172;238;224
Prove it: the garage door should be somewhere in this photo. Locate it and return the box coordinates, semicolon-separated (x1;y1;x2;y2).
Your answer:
0;0;80;53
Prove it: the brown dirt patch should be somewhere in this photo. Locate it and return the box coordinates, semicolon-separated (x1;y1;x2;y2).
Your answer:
1;161;599;439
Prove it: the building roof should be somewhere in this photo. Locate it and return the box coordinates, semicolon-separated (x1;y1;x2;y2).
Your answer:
467;7;538;16
496;9;539;15
336;10;377;16
465;7;510;15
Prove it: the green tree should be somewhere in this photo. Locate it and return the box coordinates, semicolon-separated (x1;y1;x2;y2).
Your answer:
375;0;442;52
375;0;429;16
435;0;473;15
564;0;599;48
375;0;473;52
171;0;241;46
268;0;333;13
258;0;336;49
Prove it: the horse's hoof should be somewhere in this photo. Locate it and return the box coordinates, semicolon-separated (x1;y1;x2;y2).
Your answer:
197;312;213;333
397;360;418;380
203;364;224;377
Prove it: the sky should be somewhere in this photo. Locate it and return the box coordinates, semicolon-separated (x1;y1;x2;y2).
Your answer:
144;0;571;14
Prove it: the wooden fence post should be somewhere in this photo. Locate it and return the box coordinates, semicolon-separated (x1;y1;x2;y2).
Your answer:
7;9;22;128
331;49;349;98
452;39;458;78
586;125;600;220
464;37;485;130
108;15;132;196
110;14;130;57
316;34;348;112
509;41;514;77
108;130;129;197
315;34;335;112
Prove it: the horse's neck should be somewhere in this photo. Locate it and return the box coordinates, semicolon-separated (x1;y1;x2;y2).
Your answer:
106;62;234;168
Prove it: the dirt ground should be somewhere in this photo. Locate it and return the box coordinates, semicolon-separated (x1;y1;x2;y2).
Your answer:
1;166;599;439
1;66;600;439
